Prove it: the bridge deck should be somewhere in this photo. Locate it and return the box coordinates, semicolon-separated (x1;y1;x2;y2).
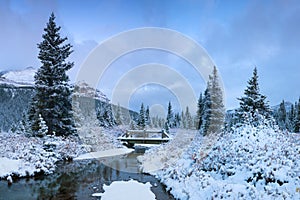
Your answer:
118;130;171;146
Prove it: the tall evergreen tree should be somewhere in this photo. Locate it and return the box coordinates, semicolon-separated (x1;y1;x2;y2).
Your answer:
114;103;123;125
287;104;295;132
201;88;211;134
37;114;48;137
137;103;145;129
145;106;150;126
295;98;300;133
166;101;174;128
129;120;136;130
174;112;181;128
181;110;186;129
237;67;271;123
196;92;204;130
185;106;193;129
201;66;225;135
277;100;287;130
29;13;75;136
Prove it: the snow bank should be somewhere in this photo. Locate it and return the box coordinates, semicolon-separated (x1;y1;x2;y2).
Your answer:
140;125;300;199
138;129;196;173
92;179;155;200
0;126;126;179
76;126;123;152
74;148;133;160
0;133;85;178
0;157;21;178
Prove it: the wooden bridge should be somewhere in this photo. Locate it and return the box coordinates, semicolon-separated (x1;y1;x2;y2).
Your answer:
118;129;171;147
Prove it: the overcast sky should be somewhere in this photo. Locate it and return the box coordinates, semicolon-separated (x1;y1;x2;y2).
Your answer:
1;0;300;115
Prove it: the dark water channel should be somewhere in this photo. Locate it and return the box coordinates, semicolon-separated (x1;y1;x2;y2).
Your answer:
0;150;175;200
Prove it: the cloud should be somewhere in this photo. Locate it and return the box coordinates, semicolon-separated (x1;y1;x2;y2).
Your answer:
2;0;299;109
200;0;300;107
0;0;59;69
110;63;198;113
68;39;98;83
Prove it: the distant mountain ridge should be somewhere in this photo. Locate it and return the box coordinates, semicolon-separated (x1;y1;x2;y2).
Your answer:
0;67;36;87
271;101;293;112
0;67;138;132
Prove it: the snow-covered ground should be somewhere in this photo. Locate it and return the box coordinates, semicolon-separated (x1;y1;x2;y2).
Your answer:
92;179;155;200
0;126;126;180
138;129;196;173
76;125;123;152
139;125;300;199
74;148;134;160
0;133;85;178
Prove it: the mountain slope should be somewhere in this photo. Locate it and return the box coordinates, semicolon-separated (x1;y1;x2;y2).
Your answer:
2;67;36;84
0;67;36;86
0;68;138;132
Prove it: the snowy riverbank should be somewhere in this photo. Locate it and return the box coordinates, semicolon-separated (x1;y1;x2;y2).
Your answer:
137;129;197;173
139;126;300;199
0;126;126;179
0;133;86;178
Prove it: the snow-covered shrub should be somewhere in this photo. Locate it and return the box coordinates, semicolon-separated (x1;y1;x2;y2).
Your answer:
0;133;86;178
142;117;300;199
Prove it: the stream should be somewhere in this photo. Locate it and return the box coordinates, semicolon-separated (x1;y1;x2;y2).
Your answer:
0;149;175;200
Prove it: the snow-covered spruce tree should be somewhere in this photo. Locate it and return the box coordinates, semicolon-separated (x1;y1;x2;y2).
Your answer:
114;103;123;125
129;120;136;130
287;104;295;132
295;98;300;133
277;100;287;130
137;103;145;129
29;13;75;136
145;106;150;126
180;110;186;129
37;114;48;137
237;67;271;124
16;113;31;135
174;112;181;128
201;88;211;134
196;92;204;129
166;101;174;128
200;66;225;135
101;104;115;127
185;106;193;129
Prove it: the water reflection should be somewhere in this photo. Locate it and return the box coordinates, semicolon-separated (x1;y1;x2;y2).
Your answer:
0;151;174;200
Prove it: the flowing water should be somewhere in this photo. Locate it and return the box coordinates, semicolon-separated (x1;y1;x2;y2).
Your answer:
0;150;174;200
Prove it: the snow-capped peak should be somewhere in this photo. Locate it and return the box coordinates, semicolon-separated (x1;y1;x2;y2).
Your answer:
1;67;36;85
73;81;110;103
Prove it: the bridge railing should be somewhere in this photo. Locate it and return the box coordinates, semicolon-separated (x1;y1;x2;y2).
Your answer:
124;129;169;139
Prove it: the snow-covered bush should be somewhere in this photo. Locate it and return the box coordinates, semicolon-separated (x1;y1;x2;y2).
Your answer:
141;118;300;199
0;133;86;178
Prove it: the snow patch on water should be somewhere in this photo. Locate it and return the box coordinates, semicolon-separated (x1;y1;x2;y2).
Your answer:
92;179;155;200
